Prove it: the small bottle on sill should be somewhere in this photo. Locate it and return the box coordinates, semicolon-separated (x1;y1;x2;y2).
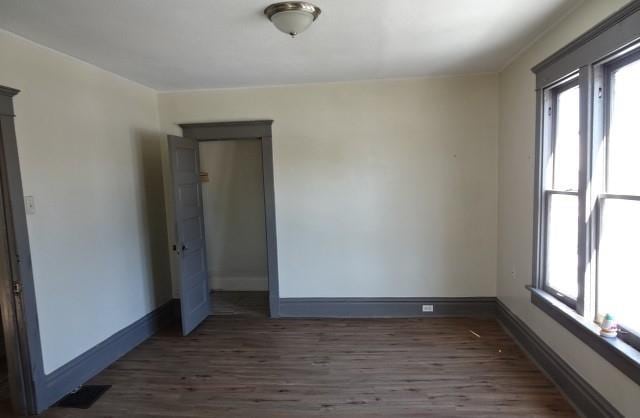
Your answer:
599;313;618;338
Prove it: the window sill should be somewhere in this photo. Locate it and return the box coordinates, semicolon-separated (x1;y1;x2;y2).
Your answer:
527;286;640;385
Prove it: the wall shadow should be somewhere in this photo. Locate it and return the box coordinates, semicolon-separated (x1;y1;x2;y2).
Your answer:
131;128;172;307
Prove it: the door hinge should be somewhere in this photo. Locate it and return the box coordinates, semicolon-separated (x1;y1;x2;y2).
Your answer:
13;281;22;295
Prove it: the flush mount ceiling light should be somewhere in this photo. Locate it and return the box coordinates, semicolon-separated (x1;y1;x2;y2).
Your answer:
264;2;321;37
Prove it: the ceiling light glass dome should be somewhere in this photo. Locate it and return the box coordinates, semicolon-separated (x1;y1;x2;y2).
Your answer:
264;2;321;37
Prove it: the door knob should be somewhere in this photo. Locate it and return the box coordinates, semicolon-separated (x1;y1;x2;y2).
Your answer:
172;244;187;255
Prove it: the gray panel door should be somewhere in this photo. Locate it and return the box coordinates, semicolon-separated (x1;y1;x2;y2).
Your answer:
168;135;211;335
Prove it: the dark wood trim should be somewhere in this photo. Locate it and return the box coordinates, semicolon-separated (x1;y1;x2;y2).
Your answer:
531;89;545;290
0;85;41;415
576;65;592;317
496;299;623;418
278;297;497;318
180;120;273;141
179;121;280;317
181;120;273;128
532;0;640;73
0;123;31;414
0;86;19;117
533;1;640;88
529;288;640;386
37;299;178;410
0;86;20;97
259;135;280;317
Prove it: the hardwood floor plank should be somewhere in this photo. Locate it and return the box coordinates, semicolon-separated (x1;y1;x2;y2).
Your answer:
0;295;577;417
1;314;576;417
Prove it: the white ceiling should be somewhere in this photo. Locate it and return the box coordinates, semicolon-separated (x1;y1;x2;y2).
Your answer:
0;0;581;91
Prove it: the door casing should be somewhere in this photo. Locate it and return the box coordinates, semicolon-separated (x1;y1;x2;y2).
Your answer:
0;85;41;415
179;121;280;317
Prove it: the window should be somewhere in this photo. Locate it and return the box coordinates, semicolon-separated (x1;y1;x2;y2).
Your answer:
543;81;580;305
597;52;640;346
532;3;640;383
539;51;640;350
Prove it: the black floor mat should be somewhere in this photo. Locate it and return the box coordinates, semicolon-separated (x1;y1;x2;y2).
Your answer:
55;385;111;409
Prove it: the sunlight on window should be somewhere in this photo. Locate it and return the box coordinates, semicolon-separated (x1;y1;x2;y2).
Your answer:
547;194;578;298
598;199;640;333
608;58;640;195
554;85;580;191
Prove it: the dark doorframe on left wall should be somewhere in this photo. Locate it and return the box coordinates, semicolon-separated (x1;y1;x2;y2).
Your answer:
0;85;41;415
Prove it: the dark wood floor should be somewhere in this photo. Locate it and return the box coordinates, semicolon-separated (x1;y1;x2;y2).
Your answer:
4;293;577;417
211;291;269;317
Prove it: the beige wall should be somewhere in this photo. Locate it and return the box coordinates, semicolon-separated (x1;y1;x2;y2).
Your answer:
199;140;268;291
0;30;170;373
497;0;640;414
160;75;499;298
4;2;636;410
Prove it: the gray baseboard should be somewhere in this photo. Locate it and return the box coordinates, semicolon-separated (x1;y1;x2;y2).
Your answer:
282;296;622;417
495;300;622;418
36;299;178;412
278;297;497;318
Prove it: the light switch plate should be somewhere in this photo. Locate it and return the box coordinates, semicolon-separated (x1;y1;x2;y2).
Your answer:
24;196;35;215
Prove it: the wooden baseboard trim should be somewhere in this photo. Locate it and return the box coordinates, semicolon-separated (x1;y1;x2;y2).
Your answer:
495;299;622;418
278;297;497;318
35;299;178;412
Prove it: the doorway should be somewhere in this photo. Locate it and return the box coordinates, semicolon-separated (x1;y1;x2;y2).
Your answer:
199;139;269;318
168;121;280;335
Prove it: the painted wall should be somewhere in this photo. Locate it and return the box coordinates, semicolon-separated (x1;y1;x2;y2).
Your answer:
497;0;640;415
159;75;499;298
199;140;268;291
0;30;171;374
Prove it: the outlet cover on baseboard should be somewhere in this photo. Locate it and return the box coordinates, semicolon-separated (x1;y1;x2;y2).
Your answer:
422;304;434;313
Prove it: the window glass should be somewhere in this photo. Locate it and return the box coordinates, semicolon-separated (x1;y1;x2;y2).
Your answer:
598;199;640;333
546;194;579;299
608;57;640;194
553;85;580;191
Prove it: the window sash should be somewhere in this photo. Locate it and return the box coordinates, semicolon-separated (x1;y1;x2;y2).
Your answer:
593;51;640;352
550;79;580;191
542;190;579;308
537;48;640;307
603;49;640;195
539;75;583;311
594;194;640;352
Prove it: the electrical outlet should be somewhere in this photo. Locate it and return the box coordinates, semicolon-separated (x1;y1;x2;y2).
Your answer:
422;304;434;313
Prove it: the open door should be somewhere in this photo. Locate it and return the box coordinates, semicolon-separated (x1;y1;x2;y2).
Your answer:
168;135;211;335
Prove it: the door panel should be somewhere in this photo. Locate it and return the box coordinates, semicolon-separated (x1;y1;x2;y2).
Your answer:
182;216;204;244
168;135;211;335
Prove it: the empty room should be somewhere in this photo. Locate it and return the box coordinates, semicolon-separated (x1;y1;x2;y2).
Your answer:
0;0;639;416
